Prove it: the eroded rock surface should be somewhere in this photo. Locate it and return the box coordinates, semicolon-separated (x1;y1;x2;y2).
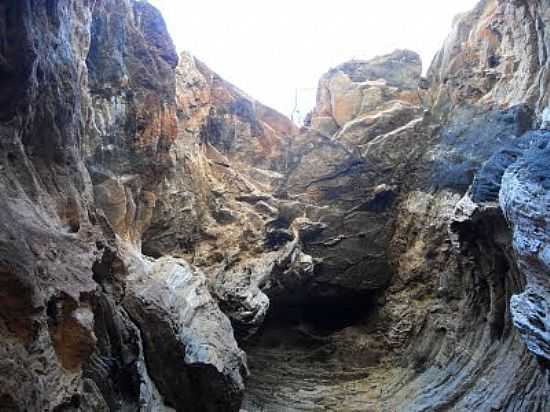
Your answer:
241;1;550;410
501;142;550;368
1;0;550;411
0;1;245;410
123;253;247;411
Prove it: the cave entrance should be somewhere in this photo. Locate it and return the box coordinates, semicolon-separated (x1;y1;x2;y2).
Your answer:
241;290;384;410
267;293;378;336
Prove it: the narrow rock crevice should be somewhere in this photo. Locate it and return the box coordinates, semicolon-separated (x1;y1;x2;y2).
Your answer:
1;0;550;410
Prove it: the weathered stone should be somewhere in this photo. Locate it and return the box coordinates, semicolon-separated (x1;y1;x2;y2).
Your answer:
0;1;247;410
311;49;422;130
123;253;247;411
501;142;550;367
2;0;550;411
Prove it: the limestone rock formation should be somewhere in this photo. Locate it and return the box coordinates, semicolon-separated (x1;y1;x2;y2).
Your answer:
241;2;550;410
311;49;423;132
1;0;550;411
0;1;245;410
273;50;429;304
501;142;550;368
122;253;247;411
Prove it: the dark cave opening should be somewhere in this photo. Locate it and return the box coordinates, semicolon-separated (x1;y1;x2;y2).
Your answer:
260;291;380;338
240;290;387;410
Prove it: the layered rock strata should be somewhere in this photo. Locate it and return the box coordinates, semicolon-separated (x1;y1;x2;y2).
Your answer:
0;1;246;410
0;0;549;411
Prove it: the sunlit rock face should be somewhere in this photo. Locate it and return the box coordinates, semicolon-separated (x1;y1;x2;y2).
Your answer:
429;0;550;115
141;51;303;337
0;0;550;411
311;49;423;132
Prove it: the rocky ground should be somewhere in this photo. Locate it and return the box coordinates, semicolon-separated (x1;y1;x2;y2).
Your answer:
0;0;548;411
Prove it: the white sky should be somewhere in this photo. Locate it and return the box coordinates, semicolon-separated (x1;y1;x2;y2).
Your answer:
149;0;479;119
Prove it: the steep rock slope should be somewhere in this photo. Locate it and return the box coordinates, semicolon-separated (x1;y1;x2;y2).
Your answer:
0;1;245;411
241;2;550;411
0;0;549;411
142;52;303;336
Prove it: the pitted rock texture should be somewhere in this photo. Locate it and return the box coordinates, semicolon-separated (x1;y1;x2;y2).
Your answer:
0;1;245;410
501;141;550;367
241;2;550;411
1;0;550;411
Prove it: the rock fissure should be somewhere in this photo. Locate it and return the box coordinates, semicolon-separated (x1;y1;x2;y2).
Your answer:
1;0;550;411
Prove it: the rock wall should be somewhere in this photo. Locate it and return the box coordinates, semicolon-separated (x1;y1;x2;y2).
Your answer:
240;2;550;410
0;1;245;410
0;0;549;411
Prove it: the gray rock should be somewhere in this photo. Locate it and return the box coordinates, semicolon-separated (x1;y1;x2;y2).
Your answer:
501;142;550;366
123;253;247;412
2;0;550;410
